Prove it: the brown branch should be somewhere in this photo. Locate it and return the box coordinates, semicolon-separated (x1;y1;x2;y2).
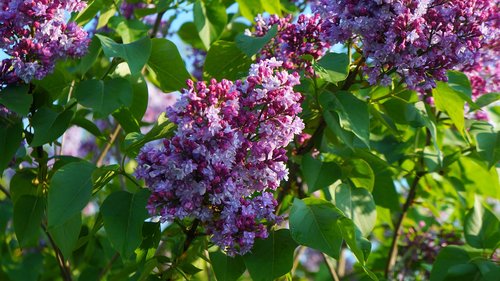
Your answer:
322;253;340;281
384;172;425;278
43;225;72;281
98;253;119;281
96;125;121;167
150;11;166;38
0;183;11;199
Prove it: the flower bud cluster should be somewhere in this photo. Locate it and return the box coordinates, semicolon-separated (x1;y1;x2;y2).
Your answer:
0;0;89;85
313;0;498;91
251;14;330;76
136;59;304;255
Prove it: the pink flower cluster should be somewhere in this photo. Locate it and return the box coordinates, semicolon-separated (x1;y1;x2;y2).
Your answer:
251;14;330;76
0;0;89;85
313;0;498;91
135;59;304;255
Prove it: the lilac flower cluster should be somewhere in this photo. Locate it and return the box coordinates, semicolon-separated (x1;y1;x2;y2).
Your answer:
136;59;304;255
398;224;462;278
0;0;89;85
120;0;147;20
313;0;498;91
251;14;330;76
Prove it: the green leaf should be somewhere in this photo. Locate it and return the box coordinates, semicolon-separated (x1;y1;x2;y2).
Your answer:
74;36;102;75
209;250;246;281
321;91;370;148
178;22;205;50
4;252;43;281
30;106;74;147
470;122;500;168
323;109;356;148
113;108;141;133
48;161;96;228
261;0;282;16
235;0;263;21
110;17;149;44
147;38;192;92
13;195;45;247
92;164;120;193
430;246;478;281
334;183;376;237
0;118;23;172
10;170;38;204
446;70;478;110
49;213;82;260
96;34;152;75
193;0;228;49
475;93;500;108
71;112;105;139
204;40;252;80
314;53;350;83
381;98;426;126
235;25;278;57
130;76;148;120
101;189;150;259
124;113;176;156
345;159;375;192
444;264;479;280
73;0;102;25
433;82;465;134
464;197;500;249
289;198;344;258
337;217;371;264
74;78;133;117
244;229;298;281
0;85;32;116
301;154;342;192
449;156;500;200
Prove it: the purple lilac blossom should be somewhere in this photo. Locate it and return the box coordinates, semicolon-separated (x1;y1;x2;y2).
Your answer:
120;0;147;20
398;223;463;278
460;19;500;120
312;0;499;91
0;0;90;85
135;58;304;255
250;14;331;76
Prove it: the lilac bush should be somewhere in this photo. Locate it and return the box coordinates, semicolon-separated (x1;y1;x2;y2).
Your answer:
251;13;330;76
136;58;304;255
0;0;89;85
313;0;498;91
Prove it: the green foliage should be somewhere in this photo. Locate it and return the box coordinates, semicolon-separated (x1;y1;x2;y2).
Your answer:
146;38;192;91
47;161;95;228
464;197;500;249
204;40;252;80
210;250;246;281
314;52;350;83
13;195;45;246
0;1;498;280
289;198;344;259
243;229;298;281
0;85;32;116
194;0;228;50
101;189;150;259
30;106;75;147
74;78;133;117
96;35;152;75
